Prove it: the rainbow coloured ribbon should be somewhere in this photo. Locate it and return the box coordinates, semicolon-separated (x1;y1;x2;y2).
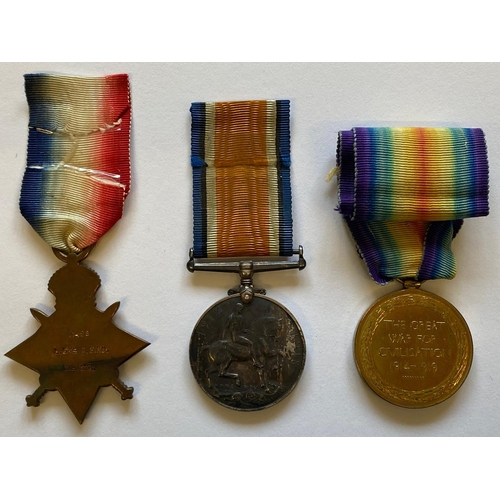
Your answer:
191;100;292;258
337;127;489;284
20;74;131;254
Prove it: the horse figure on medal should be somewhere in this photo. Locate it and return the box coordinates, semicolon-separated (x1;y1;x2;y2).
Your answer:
202;302;285;395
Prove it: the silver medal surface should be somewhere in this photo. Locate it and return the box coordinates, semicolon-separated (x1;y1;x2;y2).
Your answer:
189;294;305;411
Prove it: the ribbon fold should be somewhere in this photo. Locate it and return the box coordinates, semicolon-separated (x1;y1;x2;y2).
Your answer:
20;74;131;253
337;127;489;284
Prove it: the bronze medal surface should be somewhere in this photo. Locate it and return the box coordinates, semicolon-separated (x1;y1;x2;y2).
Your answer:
354;288;473;408
190;294;305;411
5;252;150;423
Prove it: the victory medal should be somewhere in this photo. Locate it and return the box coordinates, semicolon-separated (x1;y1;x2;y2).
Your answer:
187;100;306;411
336;127;489;408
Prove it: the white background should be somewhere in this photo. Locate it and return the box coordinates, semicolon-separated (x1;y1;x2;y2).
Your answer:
0;62;499;437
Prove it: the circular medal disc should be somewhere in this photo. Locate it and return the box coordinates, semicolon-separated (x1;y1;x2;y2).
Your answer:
354;288;473;408
189;294;305;411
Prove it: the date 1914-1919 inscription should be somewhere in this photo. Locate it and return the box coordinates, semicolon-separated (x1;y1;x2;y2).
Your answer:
375;316;452;381
355;288;473;408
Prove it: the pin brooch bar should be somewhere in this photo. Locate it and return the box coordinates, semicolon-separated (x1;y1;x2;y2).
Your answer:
187;246;306;274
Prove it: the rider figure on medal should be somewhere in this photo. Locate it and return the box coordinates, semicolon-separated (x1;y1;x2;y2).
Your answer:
222;303;262;368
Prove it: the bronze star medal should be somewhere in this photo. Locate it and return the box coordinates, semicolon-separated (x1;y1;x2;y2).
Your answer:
8;73;149;423
6;250;149;424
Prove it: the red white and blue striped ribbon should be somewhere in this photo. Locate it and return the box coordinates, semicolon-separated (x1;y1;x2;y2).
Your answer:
20;73;131;254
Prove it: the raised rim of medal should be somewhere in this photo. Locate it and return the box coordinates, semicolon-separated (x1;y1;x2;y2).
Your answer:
353;288;473;409
189;293;306;412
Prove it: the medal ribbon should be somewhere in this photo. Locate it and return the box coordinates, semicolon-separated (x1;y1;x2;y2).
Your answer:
191;100;292;258
337;127;489;284
20;74;131;254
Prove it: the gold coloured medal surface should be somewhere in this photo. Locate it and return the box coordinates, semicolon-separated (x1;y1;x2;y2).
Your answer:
354;287;472;408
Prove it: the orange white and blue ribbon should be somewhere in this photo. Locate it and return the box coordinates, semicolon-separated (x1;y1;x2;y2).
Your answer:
20;74;131;254
191;100;292;258
337;127;489;284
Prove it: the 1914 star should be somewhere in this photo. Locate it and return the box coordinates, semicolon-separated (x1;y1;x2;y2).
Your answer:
5;252;149;424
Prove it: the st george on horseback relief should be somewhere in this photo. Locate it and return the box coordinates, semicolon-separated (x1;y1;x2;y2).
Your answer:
189;296;305;410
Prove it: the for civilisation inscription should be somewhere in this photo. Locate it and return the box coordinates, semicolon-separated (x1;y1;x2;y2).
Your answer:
354;288;472;408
